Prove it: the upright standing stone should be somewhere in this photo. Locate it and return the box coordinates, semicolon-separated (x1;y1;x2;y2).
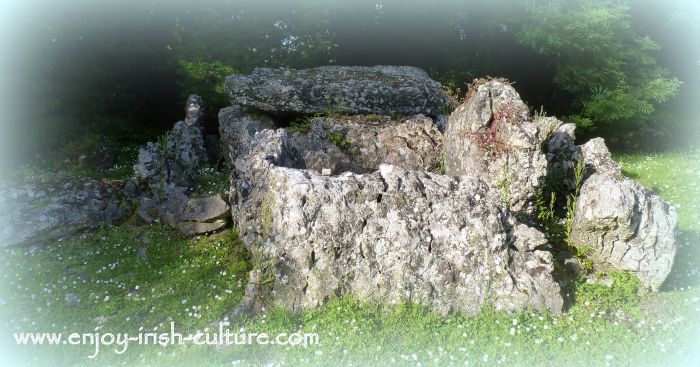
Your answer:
569;139;678;290
443;79;548;218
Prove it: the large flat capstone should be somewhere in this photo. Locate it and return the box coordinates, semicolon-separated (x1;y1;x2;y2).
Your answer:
224;65;449;117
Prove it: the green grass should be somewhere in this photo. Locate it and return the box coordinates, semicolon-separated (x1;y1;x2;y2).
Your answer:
2;117;161;182
1;147;699;366
1;226;251;366
191;167;230;197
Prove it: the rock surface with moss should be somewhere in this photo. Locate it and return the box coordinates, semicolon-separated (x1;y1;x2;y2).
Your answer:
230;129;563;316
218;106;276;165
218;70;679;316
288;114;444;175
133;94;210;196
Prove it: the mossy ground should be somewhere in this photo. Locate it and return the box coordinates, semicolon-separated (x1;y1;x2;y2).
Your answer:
1;147;699;366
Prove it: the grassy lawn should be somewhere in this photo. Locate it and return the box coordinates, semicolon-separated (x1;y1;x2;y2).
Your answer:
1;147;699;366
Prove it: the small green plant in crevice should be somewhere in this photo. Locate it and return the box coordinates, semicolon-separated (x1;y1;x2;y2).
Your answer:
288;116;314;133
573;244;595;273
533;105;557;138
253;247;279;288
537;154;590;277
564;155;586;246
260;195;274;240
328;131;350;150
536;190;557;225
324;101;345;118
439;151;447;174
255;188;278;288
533;105;547;122
260;188;276;240
495;154;512;206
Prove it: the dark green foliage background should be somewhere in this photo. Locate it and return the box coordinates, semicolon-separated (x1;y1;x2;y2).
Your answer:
3;0;699;168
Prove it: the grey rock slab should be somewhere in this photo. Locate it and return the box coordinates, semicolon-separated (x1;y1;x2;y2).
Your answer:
224;65;449;117
176;219;228;236
218;106;276;164
133;94;209;197
0;179;131;247
180;195;230;222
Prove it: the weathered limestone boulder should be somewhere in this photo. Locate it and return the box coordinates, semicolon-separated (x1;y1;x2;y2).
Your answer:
577;137;623;177
569;139;678;290
184;94;206;129
288;114;443;175
443;79;548;217
218;106;276;164
180;194;230;222
230;128;563;316
0;179;131;247
224;65;449;117
543;123;679;289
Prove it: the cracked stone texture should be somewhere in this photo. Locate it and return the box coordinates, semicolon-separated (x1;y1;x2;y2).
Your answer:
288;114;443;175
224;65;449;117
443;80;548;218
230;129;563;316
542;118;579;194
0;179;131;247
545;128;679;290
184;94;206;129
180;194;230;222
138;190;230;236
569;138;678;290
219;75;677;316
218;106;276;165
133;94;209;197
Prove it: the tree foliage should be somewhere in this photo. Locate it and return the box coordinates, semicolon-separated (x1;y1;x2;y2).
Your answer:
17;0;692;131
517;0;681;127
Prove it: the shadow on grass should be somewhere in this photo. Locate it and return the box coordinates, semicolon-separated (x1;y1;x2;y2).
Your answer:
620;168;641;180
661;230;700;291
552;231;699;313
